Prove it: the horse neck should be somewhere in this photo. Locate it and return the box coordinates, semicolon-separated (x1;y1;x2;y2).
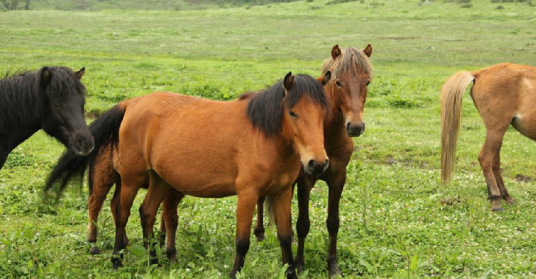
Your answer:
324;84;347;141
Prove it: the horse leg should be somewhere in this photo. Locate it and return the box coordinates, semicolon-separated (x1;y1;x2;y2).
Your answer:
493;143;514;204
139;174;169;265
253;197;266;241
161;189;184;261
87;180;114;255
479;129;507;211
272;187;297;279
326;171;345;277
295;175;315;274
159;210;166;247
230;191;258;279
110;180;129;247
112;179;141;269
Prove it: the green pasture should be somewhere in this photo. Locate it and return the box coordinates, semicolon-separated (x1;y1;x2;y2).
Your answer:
2;0;536;277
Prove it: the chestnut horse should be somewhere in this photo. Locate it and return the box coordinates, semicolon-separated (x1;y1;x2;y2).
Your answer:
0;67;93;170
46;73;330;278
255;44;373;277
441;63;536;211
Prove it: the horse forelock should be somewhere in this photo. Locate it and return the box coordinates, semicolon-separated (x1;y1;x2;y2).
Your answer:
39;67;86;100
321;47;373;81
245;74;328;137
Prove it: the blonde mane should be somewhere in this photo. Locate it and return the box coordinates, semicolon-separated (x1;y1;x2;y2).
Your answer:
321;47;373;81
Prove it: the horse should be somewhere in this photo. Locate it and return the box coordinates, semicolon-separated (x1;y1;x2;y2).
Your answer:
0;66;94;171
48;45;373;277
46;72;331;278
441;63;536;212
252;44;373;277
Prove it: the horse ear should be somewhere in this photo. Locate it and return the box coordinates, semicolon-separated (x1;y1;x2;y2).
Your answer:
317;71;331;85
41;67;52;86
75;67;85;80
363;44;373;57
331;45;342;59
283;72;294;94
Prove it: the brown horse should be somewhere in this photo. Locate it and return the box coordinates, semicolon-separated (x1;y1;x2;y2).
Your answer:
46;73;331;278
69;45;373;276
254;44;373;277
441;63;536;212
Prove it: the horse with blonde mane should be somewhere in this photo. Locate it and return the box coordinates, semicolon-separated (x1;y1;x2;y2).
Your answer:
254;44;373;277
46;72;331;278
441;63;536;211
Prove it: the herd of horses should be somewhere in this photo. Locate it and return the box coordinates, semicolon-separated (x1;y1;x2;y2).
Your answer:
1;43;535;278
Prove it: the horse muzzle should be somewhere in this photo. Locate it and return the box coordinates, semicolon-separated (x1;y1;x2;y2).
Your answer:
70;132;95;156
346;122;365;137
305;158;330;175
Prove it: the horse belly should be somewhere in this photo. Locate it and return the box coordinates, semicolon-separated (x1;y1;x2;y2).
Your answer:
511;77;536;140
512;110;536;141
151;144;239;198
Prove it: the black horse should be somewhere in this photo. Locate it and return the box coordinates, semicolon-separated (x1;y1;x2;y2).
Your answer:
0;66;94;170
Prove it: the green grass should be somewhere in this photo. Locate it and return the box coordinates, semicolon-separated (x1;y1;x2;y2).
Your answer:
2;0;536;277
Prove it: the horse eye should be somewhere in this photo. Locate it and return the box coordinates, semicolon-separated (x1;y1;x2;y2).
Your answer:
336;81;342;87
366;81;370;86
289;111;298;118
53;102;61;107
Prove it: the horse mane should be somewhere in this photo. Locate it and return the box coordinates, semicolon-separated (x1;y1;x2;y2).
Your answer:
245;74;328;137
0;67;86;134
321;47;373;81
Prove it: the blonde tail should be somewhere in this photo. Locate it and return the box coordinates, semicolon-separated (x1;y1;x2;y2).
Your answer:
441;71;475;183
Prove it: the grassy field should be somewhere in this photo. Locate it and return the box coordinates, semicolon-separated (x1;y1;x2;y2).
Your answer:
2;0;536;277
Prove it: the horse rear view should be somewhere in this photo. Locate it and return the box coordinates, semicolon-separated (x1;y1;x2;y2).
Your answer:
441;63;536;211
0;66;94;171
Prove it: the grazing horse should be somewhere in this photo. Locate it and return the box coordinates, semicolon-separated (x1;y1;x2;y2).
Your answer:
255;45;373;277
0;66;94;170
46;73;331;278
441;63;536;211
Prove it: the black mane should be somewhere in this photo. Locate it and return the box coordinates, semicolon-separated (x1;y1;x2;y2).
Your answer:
245;74;328;137
0;67;86;135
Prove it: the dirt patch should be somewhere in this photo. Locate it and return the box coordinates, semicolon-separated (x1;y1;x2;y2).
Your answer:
441;197;461;206
515;174;533;183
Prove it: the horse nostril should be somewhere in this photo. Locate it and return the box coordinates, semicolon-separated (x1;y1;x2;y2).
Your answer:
346;122;351;131
308;159;316;169
77;137;84;147
362;123;366;133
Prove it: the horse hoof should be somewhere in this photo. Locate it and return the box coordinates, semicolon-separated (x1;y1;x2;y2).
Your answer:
150;258;159;265
89;246;101;255
255;232;265;242
492;206;504;212
296;264;304;275
286;269;297;279
112;259;123;270
329;264;343;278
295;257;304;274
254;228;265;242
166;249;177;262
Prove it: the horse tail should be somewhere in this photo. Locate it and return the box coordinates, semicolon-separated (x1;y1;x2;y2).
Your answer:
265;196;276;227
441;71;475;183
45;103;127;197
